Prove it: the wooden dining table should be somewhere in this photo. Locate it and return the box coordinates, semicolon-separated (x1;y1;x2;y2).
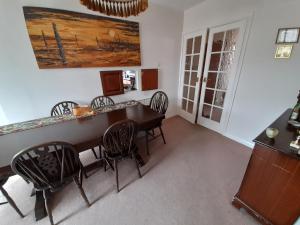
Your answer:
0;101;165;220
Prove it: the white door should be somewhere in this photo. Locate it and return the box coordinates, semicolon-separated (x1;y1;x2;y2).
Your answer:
197;20;246;132
178;30;207;123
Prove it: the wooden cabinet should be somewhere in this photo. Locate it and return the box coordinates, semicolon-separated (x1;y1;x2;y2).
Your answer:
100;71;124;96
141;69;158;91
233;109;300;225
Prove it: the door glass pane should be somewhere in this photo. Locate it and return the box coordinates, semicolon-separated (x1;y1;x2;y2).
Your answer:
202;104;211;118
186;38;193;54
201;26;241;125
187;101;194;113
220;52;235;72
212;32;224;52
194;36;202;54
189;87;195;100
214;91;226;107
217;73;229;90
204;89;214;104
182;99;187;110
224;29;239;51
211;107;223;122
185;56;191;70
190;72;198;86
209;53;221;71
207;72;217;88
183;86;188;98
192;55;200;70
184;72;190;85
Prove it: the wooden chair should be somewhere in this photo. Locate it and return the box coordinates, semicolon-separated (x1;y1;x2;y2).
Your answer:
11;142;90;225
102;120;142;192
51;101;78;117
51;101;99;160
145;91;168;155
0;176;24;218
90;96;114;110
90;96;115;160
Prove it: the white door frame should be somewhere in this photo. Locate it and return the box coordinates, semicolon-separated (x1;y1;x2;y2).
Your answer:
178;29;207;123
197;19;248;133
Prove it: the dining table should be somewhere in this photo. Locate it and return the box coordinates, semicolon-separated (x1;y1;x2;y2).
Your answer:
0;100;165;221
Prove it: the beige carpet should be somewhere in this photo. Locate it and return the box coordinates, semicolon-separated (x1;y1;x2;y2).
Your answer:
0;116;259;225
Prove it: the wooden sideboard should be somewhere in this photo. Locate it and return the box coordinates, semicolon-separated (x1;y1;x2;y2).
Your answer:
232;109;300;225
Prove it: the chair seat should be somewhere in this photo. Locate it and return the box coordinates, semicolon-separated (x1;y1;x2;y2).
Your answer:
16;149;81;191
35;173;80;192
105;145;138;160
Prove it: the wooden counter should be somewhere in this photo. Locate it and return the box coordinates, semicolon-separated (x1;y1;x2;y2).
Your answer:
232;109;300;225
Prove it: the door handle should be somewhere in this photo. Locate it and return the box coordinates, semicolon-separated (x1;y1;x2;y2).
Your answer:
203;77;207;83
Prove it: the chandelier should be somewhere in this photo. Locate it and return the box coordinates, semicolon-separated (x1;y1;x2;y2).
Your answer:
80;0;148;18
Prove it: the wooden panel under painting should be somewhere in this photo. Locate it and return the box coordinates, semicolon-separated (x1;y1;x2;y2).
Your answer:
23;7;141;69
141;69;158;91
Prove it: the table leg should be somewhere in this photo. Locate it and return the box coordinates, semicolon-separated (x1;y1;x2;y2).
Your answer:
34;190;47;221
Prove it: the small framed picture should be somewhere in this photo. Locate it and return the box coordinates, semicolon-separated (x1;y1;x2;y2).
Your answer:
275;45;293;59
276;28;299;44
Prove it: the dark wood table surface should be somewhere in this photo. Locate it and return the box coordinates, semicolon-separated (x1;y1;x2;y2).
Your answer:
254;109;300;159
0;103;165;220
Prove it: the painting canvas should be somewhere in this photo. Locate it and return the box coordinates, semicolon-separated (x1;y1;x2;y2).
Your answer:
23;7;141;69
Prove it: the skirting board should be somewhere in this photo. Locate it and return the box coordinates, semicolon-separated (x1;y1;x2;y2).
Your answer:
224;133;255;149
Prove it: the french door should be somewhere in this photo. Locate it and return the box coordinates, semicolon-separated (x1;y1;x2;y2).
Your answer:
197;20;246;133
178;30;207;123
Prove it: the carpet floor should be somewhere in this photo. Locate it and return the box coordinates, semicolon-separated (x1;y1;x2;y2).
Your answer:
0;116;260;225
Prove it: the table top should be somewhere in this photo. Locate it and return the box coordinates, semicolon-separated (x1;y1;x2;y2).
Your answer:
254;109;300;160
0;103;165;170
0;100;139;137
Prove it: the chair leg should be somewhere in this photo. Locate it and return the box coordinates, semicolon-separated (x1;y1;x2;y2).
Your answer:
43;190;54;225
145;131;150;156
114;160;119;193
80;163;88;179
84;170;88;179
73;177;90;207
133;154;142;178
104;158;114;172
99;146;103;159
0;186;24;218
91;148;98;159
159;126;166;144
108;159;114;171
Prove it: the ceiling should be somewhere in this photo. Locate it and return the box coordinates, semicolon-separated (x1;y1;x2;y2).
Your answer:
150;0;205;11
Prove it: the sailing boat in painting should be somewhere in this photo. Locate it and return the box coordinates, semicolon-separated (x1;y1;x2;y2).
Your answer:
23;7;141;69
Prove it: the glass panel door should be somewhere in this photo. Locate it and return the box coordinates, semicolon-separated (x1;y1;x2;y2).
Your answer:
179;30;207;123
198;20;246;132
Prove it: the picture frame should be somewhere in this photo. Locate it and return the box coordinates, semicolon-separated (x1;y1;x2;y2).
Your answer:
23;7;142;69
274;45;293;59
276;28;299;44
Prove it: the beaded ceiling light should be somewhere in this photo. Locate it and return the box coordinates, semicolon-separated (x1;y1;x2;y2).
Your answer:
80;0;148;18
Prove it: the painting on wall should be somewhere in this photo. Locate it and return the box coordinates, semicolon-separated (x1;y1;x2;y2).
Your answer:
23;7;141;69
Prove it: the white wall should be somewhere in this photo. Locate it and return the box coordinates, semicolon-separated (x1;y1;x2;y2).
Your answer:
0;0;183;125
183;0;300;147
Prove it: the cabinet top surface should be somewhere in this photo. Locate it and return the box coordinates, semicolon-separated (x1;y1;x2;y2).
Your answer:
254;109;300;160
